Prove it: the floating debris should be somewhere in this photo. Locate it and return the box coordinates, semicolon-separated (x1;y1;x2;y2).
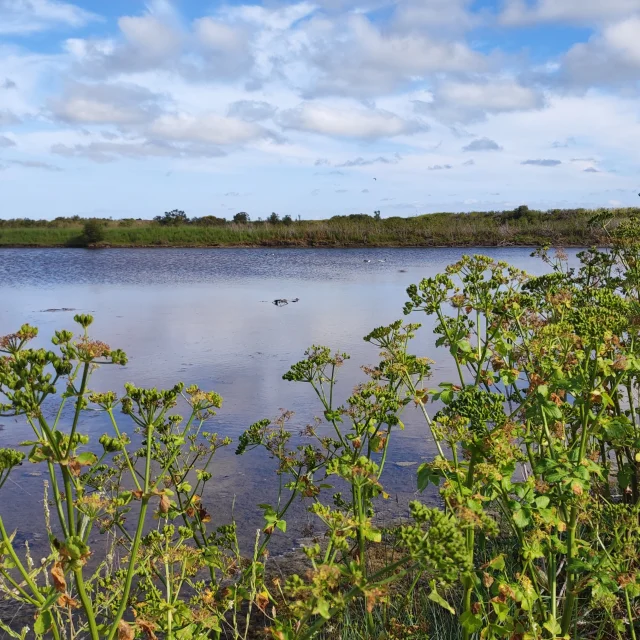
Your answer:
273;299;288;306
399;269;407;273
41;308;76;313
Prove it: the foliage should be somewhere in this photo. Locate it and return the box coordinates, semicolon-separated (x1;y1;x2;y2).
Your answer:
233;212;250;224
1;218;640;638
154;209;189;226
81;219;106;245
3;207;640;247
192;215;227;226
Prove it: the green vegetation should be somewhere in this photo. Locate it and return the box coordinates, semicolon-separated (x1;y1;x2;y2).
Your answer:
81;219;106;246
1;205;638;247
1;212;640;639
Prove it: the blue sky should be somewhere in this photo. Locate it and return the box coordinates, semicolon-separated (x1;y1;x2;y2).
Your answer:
0;0;639;220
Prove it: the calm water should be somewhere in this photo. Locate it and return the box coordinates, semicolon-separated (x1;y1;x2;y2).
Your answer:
0;247;572;555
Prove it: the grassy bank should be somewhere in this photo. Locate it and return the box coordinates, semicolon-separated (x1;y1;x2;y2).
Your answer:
1;206;637;247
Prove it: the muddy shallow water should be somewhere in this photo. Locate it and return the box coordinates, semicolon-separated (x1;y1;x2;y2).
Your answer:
0;247;573;565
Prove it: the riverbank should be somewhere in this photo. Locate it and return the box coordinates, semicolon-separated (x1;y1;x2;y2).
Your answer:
0;207;632;248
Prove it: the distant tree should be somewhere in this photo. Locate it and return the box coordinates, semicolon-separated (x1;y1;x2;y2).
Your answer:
82;219;105;245
282;214;293;226
192;215;226;226
512;205;529;219
233;212;250;224
374;210;381;220
154;209;189;226
268;212;280;224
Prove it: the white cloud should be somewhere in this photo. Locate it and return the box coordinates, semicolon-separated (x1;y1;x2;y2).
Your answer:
500;0;640;25
418;79;545;123
393;0;479;33
221;2;316;31
0;0;99;35
51;139;228;162
118;14;182;60
2;0;640;217
195;17;245;52
521;159;562;166
300;14;487;98
4;159;61;170
561;17;640;88
279;103;426;139
149;113;267;145
193;18;254;77
65;9;183;77
227;100;277;121
463;137;503;151
0;109;21;125
51;82;167;124
0;134;16;147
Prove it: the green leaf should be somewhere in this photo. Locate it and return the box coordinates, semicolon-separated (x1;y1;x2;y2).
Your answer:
314;598;331;619
364;528;382;543
417;463;440;492
34;611;53;637
456;339;473;353
276;520;287;533
428;582;455;615
535;496;550;509
75;451;97;466
512;508;530;529
460;611;482;633
543;616;562;636
536;385;549;399
176;623;197;640
488;554;505;571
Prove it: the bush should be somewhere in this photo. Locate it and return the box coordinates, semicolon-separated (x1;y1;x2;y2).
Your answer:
233;212;250;223
192;215;226;226
154;209;189;226
82;219;105;244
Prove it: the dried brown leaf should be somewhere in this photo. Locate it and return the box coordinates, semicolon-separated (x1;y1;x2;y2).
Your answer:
51;562;66;593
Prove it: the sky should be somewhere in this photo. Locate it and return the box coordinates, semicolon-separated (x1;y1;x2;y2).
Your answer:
0;0;639;220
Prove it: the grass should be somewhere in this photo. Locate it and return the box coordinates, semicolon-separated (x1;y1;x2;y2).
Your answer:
0;206;636;248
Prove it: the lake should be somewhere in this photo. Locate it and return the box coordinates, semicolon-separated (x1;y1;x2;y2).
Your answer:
0;247;573;555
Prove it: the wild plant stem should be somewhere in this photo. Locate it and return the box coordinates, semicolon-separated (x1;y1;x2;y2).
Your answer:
106;421;154;640
74;569;99;640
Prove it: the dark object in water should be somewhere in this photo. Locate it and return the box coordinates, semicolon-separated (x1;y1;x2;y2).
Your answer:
273;299;288;306
399;269;407;273
291;298;299;302
41;308;76;312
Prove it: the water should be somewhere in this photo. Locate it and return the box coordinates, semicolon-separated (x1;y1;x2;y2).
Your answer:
0;247;571;556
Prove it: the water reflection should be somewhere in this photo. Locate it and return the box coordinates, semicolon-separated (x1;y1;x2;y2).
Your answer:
0;247;575;553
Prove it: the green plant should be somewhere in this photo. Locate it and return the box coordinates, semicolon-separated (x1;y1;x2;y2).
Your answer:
0;316;273;640
233;212;250;224
2;219;640;639
82;219;105;245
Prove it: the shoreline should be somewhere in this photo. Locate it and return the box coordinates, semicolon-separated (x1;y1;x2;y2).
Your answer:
0;241;595;249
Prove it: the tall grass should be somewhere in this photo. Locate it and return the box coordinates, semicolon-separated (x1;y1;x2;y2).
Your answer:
1;207;636;247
